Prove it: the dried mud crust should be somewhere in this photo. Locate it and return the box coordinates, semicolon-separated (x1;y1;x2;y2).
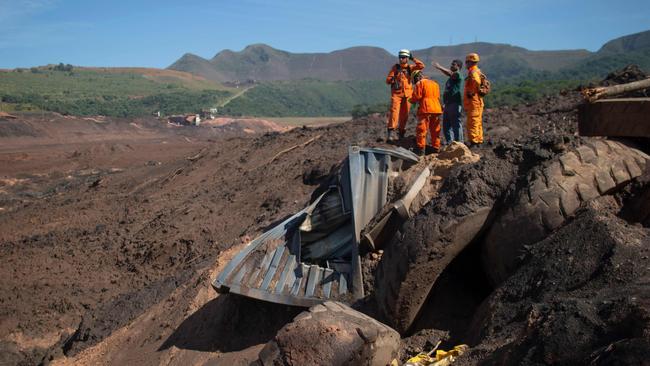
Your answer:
483;139;650;285
371;152;518;334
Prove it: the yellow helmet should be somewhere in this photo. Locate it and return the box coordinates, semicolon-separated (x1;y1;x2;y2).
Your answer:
411;70;422;82
465;53;480;62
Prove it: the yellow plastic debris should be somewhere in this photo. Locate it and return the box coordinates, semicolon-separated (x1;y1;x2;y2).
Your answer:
403;344;469;366
435;344;469;361
404;352;435;366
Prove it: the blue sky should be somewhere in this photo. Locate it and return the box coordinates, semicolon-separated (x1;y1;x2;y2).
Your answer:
1;0;649;69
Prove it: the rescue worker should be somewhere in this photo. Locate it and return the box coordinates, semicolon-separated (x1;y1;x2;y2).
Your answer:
463;53;484;147
433;59;464;144
385;49;425;142
408;70;442;156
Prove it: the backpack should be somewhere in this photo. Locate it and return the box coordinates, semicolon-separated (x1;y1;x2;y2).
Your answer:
390;64;413;91
478;72;491;97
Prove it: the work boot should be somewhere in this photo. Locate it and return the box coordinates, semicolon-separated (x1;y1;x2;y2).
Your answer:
398;130;405;141
386;129;396;142
426;146;440;155
413;147;425;157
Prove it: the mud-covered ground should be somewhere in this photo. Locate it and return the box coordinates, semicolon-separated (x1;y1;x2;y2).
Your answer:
0;112;396;365
1;67;649;365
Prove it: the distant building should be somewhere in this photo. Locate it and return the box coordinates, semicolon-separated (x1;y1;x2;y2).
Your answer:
168;114;201;126
200;109;216;120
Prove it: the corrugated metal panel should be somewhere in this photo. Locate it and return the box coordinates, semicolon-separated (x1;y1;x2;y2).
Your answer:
213;190;349;307
212;145;420;307
300;188;349;244
348;146;419;240
346;146;419;299
302;223;353;260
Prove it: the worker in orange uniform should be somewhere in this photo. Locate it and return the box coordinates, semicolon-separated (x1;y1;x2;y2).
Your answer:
408;70;442;156
385;49;425;142
463;53;484;147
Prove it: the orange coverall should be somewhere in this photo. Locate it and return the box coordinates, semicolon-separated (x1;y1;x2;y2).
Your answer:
409;78;443;150
463;65;485;144
385;58;425;134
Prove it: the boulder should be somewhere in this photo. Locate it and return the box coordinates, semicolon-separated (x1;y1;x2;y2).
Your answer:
258;301;400;366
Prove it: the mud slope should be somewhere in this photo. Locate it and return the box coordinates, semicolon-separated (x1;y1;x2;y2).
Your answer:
0;112;386;365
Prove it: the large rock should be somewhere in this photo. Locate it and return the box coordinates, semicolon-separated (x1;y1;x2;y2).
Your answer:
258;301;400;366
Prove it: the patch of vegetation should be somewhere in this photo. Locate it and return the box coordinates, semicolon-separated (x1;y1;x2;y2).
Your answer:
557;48;650;80
220;79;388;117
1;90;230;117
350;103;389;118
485;79;583;107
0;68;232;117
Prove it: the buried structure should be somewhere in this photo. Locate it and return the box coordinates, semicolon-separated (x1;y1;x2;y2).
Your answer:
211;78;650;365
212;146;431;306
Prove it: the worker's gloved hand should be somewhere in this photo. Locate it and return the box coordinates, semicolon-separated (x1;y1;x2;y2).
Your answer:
409;53;414;61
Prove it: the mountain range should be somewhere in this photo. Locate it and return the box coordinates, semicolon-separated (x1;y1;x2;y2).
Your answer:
169;30;650;83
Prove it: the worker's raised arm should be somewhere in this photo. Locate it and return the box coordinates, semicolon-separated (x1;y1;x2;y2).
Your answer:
411;57;425;71
433;62;452;77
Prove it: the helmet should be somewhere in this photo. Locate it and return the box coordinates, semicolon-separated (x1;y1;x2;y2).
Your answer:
411;70;422;82
398;49;411;58
465;53;480;62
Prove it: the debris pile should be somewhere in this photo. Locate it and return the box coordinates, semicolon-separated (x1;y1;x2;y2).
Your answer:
214;71;650;365
1;67;649;365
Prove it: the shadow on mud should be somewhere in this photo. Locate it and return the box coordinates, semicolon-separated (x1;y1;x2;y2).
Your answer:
159;293;302;352
408;236;493;345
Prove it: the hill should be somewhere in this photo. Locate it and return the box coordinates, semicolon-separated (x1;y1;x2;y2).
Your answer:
598;29;650;54
0;66;233;117
168;42;592;82
171;31;650;84
217;30;650;115
3;30;650;118
412;43;591;80
556;31;650;80
170;44;395;83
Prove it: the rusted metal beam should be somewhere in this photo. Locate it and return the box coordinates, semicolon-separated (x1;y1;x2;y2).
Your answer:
578;98;650;138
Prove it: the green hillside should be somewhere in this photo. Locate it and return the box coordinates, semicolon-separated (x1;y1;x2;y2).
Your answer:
413;43;591;82
598;29;650;54
219;79;388;117
557;48;650;80
0;66;232;117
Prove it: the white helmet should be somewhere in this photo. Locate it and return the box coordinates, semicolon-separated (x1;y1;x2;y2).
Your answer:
398;49;411;58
